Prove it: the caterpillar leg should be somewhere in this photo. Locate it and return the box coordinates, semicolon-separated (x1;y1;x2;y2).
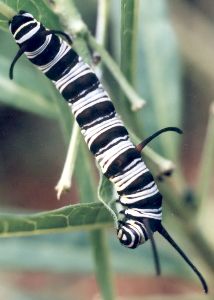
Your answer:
9;47;26;80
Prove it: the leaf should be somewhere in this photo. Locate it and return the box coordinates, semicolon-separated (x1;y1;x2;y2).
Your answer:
0;31;60;118
0;0;61;30
0;73;56;118
0;202;112;237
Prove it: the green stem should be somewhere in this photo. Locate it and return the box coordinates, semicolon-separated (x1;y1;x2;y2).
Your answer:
119;0;143;130
94;0;110;78
0;2;16;18
121;0;139;84
90;230;115;300
53;0;87;36
88;34;145;111
95;0;109;46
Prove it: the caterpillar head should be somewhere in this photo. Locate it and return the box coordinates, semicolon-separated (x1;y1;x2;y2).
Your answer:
9;11;40;45
117;220;148;249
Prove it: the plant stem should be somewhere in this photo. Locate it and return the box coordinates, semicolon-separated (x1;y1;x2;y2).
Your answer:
119;0;143;130
95;0;109;47
88;34;145;111
121;0;139;85
0;2;15;18
90;230;115;300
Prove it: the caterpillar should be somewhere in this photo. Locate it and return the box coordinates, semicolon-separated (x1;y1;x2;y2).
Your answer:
9;11;208;293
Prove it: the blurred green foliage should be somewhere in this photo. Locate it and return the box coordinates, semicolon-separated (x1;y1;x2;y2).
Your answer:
0;0;213;299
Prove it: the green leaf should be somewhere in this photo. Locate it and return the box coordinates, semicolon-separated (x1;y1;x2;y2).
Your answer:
0;0;61;29
0;73;56;118
0;31;59;118
0;203;112;237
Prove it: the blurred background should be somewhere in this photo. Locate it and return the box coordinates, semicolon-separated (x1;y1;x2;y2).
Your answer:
0;0;213;299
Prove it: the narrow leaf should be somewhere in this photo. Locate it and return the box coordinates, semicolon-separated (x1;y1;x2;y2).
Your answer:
0;203;112;238
0;0;61;29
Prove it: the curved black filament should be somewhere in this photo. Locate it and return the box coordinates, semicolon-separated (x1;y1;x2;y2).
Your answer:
9;47;25;80
158;225;208;294
144;219;161;276
9;30;72;80
136;127;183;152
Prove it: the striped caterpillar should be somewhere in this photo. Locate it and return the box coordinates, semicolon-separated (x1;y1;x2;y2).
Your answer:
9;11;208;293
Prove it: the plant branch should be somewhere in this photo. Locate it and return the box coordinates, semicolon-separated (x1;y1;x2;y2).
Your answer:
88;34;145;111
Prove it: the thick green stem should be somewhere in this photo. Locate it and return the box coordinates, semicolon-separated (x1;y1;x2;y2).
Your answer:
95;0;109;47
121;0;139;85
119;0;143;131
0;2;16;18
94;0;110;79
90;230;115;300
